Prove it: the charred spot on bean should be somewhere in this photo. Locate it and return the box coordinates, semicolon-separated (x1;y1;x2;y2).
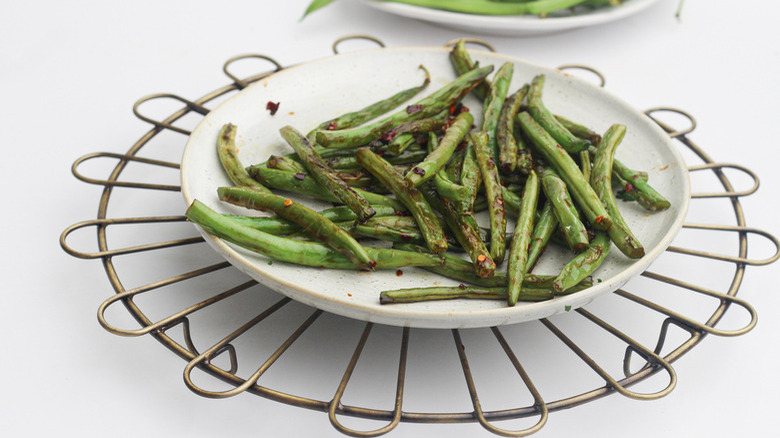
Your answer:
406;104;424;114
458;284;468;290
412;167;426;176
326;121;338;130
266;101;280;115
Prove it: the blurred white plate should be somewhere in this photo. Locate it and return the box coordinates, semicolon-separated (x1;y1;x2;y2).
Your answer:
181;46;689;329
359;0;662;36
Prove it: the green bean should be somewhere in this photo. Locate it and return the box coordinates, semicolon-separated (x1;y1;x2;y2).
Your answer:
217;187;376;270
428;133;471;205
471;130;508;264
460;136;482;213
315;65;493;148
217;123;271;192
482;62;514;161
356;147;448;253
186;200;443;270
406;111;473;186
449;39;491;101
527;75;591;154
553;231;610;293
385;115;447;155
591;124;645;258
525;200;559;271
247;166;404;210
226;204;402;235
332;0;601;17
497;85;528;173
379;286;553;305
517;112;612;230
385;134;418;156
514;122;535;175
395;243;594;292
420;182;496;279
310;65;430;133
612;159;671;211
444;146;466;183
280;125;376;222
353;216;423;244
539;167;590;252
507;170;540;306
555;114;602;145
579;150;592;181
267;155;307;174
324;146;428;170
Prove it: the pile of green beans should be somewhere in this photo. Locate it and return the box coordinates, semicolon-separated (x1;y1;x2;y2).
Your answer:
186;41;671;308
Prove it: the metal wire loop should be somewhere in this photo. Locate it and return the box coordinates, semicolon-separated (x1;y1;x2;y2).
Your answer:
543;314;677;401
669;223;780;266
59;216;199;259
329;324;406;437
556;65;606;88
183;297;292;398
443;38;496;52
332;35;385;54
688;163;760;198
645;107;697;138
132;93;210;135
71;152;180;191
96;264;242;337
625;272;759;337
222;54;284;89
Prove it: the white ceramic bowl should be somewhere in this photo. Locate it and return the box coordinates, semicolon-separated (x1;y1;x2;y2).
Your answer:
181;46;689;329
358;0;663;37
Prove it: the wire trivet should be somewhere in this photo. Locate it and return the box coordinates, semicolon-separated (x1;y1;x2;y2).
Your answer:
60;36;780;437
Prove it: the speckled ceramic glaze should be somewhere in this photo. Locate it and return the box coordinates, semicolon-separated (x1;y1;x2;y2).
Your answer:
358;0;662;37
181;47;689;329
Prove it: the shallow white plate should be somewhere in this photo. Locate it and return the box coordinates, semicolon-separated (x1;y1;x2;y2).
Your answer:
359;0;662;36
181;46;689;329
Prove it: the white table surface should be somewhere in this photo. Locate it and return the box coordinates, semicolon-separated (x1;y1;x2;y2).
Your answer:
2;1;779;437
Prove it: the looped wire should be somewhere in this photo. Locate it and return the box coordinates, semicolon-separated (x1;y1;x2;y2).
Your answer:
222;54;284;89
332;35;385;54
644;107;697;138
132;93;210;135
443;38;496;52
70;152;180;191
556;65;606;88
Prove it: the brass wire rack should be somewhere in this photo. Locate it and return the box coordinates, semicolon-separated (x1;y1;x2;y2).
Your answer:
60;37;780;437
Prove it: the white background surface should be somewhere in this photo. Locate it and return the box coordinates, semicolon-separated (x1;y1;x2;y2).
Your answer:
2;1;779;437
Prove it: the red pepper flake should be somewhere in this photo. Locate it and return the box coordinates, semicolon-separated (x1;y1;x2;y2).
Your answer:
624;183;635;192
477;255;487;262
326;121;338;130
458;284;468;290
347;293;352;297
294;173;306;181
393;210;412;217
396;269;403;277
283;198;293;207
449;104;457;114
368;261;377;270
266;101;280;115
399;234;412;241
288;111;295;116
380;129;397;142
412;167;426;176
406;104;424;115
595;215;605;223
